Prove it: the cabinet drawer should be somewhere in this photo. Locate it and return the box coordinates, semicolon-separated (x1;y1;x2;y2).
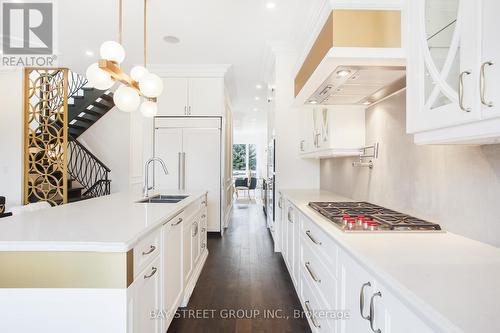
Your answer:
301;215;339;277
301;236;337;310
134;229;161;277
301;270;337;333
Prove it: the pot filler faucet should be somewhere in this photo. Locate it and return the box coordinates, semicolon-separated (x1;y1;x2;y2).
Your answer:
144;157;169;198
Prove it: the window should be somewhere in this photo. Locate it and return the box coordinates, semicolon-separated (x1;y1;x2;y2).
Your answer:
233;144;257;177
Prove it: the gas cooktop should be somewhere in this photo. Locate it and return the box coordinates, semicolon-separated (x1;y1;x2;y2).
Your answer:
308;202;442;232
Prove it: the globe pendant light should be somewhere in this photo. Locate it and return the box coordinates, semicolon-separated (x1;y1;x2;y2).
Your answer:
86;0;161;115
114;85;141;112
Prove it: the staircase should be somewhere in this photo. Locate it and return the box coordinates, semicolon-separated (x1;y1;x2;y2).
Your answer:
24;68;115;206
64;72;115;202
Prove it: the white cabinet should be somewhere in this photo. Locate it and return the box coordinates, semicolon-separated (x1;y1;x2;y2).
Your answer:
157;78;224;116
183;214;193;286
280;195;435;333
133;256;161;333
161;212;184;329
299;106;365;159
407;0;500;144
191;218;201;266
155;118;222;232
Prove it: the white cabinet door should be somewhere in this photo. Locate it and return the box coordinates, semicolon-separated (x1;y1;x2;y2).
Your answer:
299;108;315;153
134;256;161;333
285;203;295;283
408;0;480;133
188;78;224;116
480;0;500;119
293;210;301;289
340;254;375;333
183;128;221;232
191;218;201;266
158;78;189;116
154;128;182;190
161;213;184;329
183;215;193;286
378;285;434;333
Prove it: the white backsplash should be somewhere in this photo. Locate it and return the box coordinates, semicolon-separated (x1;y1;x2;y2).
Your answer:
320;91;500;247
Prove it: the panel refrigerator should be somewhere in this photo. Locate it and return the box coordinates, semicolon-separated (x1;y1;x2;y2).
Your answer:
154;117;222;232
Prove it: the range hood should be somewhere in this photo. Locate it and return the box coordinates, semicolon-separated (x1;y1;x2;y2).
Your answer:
294;9;406;107
308;65;406;105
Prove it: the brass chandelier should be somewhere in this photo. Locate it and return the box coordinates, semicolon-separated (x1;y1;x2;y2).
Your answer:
85;0;162;117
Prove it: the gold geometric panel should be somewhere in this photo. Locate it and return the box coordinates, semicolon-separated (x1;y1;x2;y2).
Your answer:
24;68;69;206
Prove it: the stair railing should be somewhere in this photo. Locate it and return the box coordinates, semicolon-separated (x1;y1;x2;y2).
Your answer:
49;70;88;110
67;137;111;199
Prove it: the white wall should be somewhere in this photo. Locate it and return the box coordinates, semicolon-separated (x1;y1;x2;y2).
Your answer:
0;70;23;210
320;91;500;247
271;46;320;190
78;109;132;193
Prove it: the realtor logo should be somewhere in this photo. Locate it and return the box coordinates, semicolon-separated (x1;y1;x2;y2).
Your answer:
1;1;56;67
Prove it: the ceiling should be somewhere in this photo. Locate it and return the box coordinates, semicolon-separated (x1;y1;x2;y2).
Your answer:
56;0;324;132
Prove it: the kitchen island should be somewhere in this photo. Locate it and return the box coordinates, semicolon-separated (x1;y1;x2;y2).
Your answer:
0;190;209;333
279;189;500;333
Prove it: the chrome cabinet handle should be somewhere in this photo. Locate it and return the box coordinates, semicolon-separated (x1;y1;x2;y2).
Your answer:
201;214;206;218
278;197;282;209
172;217;183;226
202;200;207;206
287;208;293;223
144;266;157;279
177;152;182;190
192;222;198;237
480;62;494;107
459;71;472;112
369;291;382;333
181;152;186;190
360;282;371;320
304;301;321;328
184;106;187;115
305;230;322;245
300;140;305;151
305;262;321;283
188;106;192;115
142;245;156;256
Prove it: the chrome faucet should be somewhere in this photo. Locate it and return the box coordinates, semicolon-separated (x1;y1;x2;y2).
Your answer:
144;157;169;198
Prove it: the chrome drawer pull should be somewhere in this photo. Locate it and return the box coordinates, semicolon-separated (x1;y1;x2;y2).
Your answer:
172;217;183;226
201;214;206;218
304;301;321;328
144;267;157;279
305;230;322;245
202;200;207;206
142;245;156;255
360;282;371;320
369;291;382;333
480;61;494;107
459;71;472;112
287;209;293;223
305;262;321;283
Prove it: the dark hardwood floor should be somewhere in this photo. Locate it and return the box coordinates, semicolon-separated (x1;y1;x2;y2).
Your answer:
168;201;311;333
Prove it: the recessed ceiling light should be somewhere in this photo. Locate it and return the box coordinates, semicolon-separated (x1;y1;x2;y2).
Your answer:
256;84;262;90
336;69;351;77
255;96;260;101
163;35;181;44
253;108;259;112
85;50;94;57
362;101;371;105
266;2;276;9
308;100;318;105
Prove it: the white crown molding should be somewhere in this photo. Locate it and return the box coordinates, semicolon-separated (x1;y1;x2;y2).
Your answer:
146;64;232;78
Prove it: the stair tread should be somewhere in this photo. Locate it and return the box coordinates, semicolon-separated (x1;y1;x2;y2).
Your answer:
69;123;89;130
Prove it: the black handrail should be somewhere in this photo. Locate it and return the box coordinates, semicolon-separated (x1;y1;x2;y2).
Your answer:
69;136;111;172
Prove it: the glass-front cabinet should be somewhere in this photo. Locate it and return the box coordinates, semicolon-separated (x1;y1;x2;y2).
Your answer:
408;0;481;134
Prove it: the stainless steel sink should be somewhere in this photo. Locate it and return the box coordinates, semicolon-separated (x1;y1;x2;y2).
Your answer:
136;195;189;204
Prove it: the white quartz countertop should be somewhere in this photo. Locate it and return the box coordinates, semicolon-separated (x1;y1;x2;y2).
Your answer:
281;189;500;333
0;190;207;252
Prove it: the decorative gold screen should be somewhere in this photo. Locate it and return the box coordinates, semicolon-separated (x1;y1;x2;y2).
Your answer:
24;68;69;206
